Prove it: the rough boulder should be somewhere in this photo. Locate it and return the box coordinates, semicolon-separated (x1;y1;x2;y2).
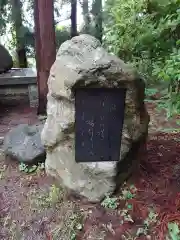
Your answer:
41;34;150;202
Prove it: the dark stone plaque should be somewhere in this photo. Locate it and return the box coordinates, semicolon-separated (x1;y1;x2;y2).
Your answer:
75;88;126;163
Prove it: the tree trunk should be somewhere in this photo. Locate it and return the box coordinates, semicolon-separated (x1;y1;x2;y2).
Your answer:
34;0;56;115
91;0;103;42
82;0;90;33
34;0;41;113
11;0;28;68
71;0;78;37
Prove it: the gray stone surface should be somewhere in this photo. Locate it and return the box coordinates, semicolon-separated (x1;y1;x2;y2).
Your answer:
4;124;45;164
0;44;13;74
0;68;37;85
28;84;38;108
41;34;149;202
0;68;38;107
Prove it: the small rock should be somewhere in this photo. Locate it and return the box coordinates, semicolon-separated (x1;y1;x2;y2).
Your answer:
0;44;13;74
3;124;45;164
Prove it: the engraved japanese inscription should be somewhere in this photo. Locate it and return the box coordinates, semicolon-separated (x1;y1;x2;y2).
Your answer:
75;88;126;163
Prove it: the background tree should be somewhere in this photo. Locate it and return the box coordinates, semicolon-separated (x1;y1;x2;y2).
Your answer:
0;0;9;35
34;0;56;114
91;0;103;42
11;0;27;68
81;0;90;33
70;0;78;37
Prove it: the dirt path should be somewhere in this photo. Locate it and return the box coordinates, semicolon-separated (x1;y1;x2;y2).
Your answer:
0;102;180;240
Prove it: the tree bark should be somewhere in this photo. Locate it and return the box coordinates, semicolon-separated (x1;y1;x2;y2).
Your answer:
34;0;56;115
34;0;41;113
91;0;103;42
71;0;78;38
82;0;90;33
11;0;28;68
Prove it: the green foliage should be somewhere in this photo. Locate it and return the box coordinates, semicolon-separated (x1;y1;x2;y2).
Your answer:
55;26;71;48
101;195;118;209
145;88;158;97
168;222;180;240
0;0;9;35
104;0;147;58
19;162;45;174
104;0;180;115
121;189;135;200
51;205;84;240
135;209;158;237
154;44;180;93
120;184;137;200
48;184;61;204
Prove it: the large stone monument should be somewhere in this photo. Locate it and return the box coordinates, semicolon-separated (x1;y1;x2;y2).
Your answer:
0;44;13;74
41;34;150;202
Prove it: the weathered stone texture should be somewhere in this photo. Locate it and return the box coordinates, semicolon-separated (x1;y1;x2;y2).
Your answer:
4;124;45;164
41;34;149;202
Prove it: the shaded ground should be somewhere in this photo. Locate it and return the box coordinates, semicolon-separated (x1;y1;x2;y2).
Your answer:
0;101;180;240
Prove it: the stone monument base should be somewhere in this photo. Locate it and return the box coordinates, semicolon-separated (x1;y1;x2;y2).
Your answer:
42;34;149;202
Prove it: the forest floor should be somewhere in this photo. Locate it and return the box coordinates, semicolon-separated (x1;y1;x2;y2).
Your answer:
0;96;180;240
